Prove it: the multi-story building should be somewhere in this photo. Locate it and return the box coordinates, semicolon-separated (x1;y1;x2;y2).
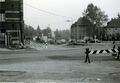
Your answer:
105;18;120;40
71;17;92;41
0;0;24;47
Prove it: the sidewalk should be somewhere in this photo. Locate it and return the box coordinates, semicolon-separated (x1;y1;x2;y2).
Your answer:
0;47;32;52
0;48;10;51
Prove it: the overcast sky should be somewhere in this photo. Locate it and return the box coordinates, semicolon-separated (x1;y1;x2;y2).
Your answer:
24;0;120;30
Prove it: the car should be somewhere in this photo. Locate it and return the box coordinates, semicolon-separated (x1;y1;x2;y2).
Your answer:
68;40;76;45
56;39;66;45
89;39;101;43
77;40;86;43
11;43;24;49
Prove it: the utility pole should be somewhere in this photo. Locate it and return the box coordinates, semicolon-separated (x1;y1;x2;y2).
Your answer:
19;0;24;44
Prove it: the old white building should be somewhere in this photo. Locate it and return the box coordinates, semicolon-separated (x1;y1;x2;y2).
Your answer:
105;18;120;40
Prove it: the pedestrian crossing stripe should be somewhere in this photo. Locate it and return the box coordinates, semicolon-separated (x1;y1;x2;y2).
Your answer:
89;49;118;55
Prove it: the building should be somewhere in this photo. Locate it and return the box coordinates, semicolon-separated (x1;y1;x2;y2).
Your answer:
105;18;120;40
0;0;24;47
71;22;77;41
71;17;92;41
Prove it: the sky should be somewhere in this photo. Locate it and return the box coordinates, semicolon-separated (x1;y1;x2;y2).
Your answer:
24;0;120;31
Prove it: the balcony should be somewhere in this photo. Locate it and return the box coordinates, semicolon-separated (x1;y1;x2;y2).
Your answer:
5;11;20;13
6;18;20;21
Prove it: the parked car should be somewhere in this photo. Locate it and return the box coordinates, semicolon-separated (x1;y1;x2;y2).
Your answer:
56;39;66;45
77;40;86;43
88;39;101;43
68;40;76;45
11;43;24;49
47;39;55;44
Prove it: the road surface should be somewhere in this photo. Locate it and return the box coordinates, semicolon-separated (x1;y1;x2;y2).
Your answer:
0;43;120;82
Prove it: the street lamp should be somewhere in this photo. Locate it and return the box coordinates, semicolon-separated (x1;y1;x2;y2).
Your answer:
66;18;74;41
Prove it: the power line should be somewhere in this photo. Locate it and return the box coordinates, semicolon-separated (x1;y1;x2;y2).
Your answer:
24;3;73;20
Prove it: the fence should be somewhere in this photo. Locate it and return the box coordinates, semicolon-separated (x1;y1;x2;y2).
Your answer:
85;46;120;63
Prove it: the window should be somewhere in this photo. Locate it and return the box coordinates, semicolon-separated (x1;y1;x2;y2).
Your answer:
0;14;5;22
11;4;14;8
0;10;5;13
1;29;6;33
12;24;15;28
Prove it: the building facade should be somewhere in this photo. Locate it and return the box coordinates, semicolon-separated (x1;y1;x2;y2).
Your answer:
0;0;24;47
105;18;120;40
71;17;92;41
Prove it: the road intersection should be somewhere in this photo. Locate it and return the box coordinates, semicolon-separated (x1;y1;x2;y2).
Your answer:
0;43;120;82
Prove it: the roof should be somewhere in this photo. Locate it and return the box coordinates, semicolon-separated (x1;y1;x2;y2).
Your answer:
107;18;120;28
71;17;93;28
71;22;77;28
77;17;92;26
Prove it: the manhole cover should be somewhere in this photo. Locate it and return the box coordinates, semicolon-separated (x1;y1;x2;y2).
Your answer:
0;71;26;76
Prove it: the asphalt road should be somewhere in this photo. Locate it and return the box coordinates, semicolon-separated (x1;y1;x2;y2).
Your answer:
0;44;120;82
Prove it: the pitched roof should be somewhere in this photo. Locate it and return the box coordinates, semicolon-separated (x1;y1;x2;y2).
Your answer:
71;22;77;28
77;17;92;26
107;18;120;28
